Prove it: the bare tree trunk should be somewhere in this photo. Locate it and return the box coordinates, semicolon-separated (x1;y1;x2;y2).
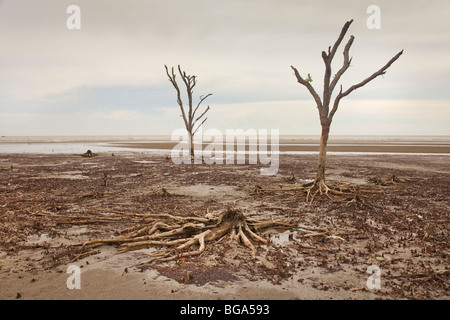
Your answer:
189;131;194;160
315;124;330;188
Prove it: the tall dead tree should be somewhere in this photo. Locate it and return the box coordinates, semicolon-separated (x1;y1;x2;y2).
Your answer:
291;19;403;194
165;65;212;160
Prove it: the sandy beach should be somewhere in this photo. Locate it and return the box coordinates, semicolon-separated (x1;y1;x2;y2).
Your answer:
0;146;448;301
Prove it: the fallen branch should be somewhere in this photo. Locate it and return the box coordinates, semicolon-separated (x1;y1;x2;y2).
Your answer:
71;250;97;262
56;219;129;225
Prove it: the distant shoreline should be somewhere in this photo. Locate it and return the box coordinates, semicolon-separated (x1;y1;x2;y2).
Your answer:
0;135;449;154
110;142;450;154
1;135;450;143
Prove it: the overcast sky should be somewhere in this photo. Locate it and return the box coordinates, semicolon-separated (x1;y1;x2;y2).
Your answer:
0;0;449;136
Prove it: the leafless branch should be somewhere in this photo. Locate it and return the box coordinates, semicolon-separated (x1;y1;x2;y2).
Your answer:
193;117;208;135
323;19;354;63
290;66;323;118
292;19;403;127
329;49;404;121
322;19;354;120
194;105;210;124
329;35;354;96
165;65;189;129
193;94;213;119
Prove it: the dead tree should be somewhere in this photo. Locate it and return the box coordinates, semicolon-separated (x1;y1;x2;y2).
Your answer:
164;65;212;160
291;19;403;195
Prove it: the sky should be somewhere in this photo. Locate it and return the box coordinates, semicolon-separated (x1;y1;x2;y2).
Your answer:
0;0;449;136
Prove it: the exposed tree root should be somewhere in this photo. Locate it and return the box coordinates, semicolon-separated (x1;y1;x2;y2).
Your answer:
343;194;371;208
302;179;332;203
71;208;292;264
80;150;97;157
160;188;172;197
302;179;359;201
250;179;358;204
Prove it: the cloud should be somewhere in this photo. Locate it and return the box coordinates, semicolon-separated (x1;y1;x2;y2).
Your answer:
1;98;448;136
0;0;449;136
204;99;450;136
102;110;138;121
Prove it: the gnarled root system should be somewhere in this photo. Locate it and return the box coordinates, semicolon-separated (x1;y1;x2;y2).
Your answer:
72;208;292;264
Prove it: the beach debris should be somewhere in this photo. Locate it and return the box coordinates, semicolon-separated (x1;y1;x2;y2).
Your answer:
71;207;293;264
185;271;194;282
81;150;97;157
368;174;404;186
343;194;370;208
160;188;171;197
103;172;108;187
287;173;297;182
251;185;264;195
80;190;113;199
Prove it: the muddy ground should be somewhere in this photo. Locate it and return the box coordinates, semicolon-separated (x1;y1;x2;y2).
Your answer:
0;152;448;300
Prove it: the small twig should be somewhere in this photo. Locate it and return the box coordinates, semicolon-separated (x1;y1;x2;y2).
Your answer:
71;250;97;262
393;269;450;280
92;208;156;216
299;232;329;238
56;219;130;225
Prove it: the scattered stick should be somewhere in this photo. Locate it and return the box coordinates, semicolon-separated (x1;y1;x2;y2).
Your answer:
56;219;125;225
92;207;155;215
295;243;334;252
393;269;450;282
71;250;97;262
80;191;114;199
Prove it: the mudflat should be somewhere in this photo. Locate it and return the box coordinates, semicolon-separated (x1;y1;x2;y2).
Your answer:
0;151;448;300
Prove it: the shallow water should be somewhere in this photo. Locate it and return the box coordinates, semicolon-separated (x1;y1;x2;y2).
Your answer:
1;135;449;155
0;142;168;155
